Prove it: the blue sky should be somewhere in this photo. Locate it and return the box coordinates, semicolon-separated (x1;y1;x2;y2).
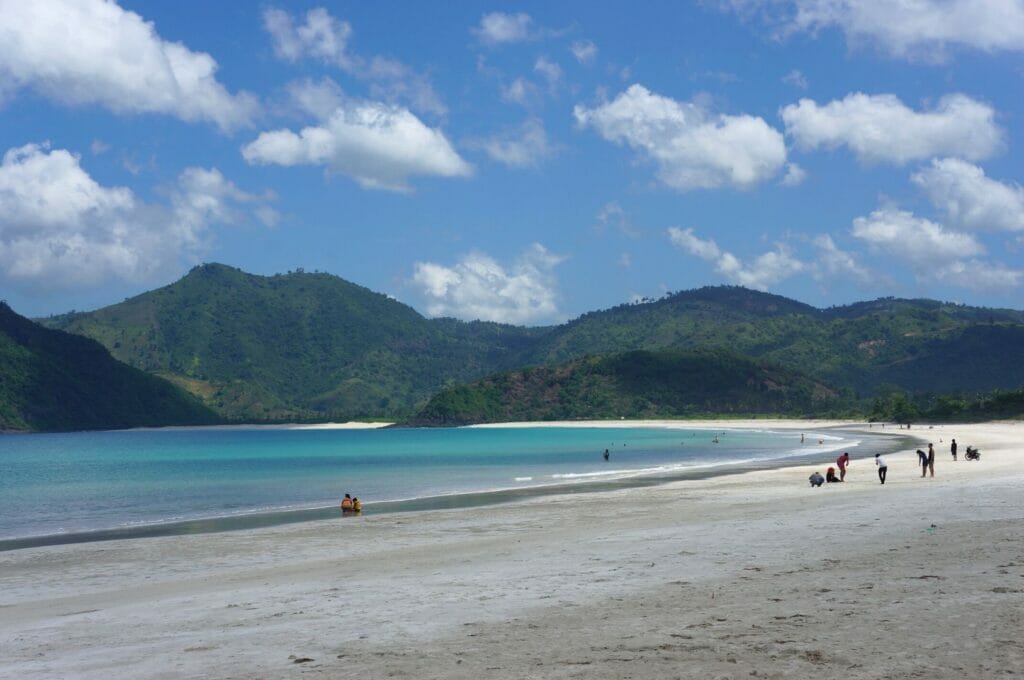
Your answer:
1;0;1022;323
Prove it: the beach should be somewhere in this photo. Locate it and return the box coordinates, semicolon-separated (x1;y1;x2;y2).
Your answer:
1;420;1021;679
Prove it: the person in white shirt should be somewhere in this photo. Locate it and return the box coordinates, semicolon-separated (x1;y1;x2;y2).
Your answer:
875;454;888;484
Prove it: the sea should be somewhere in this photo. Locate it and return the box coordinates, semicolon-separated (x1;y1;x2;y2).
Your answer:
0;424;904;551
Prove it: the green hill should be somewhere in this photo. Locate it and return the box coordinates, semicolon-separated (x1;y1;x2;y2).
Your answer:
40;267;1024;424
42;264;540;421
512;287;1024;395
406;349;845;426
0;303;219;432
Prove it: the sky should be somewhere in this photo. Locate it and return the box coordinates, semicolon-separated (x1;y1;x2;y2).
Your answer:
1;0;1023;324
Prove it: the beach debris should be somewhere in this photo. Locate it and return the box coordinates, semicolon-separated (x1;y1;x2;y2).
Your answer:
289;655;314;664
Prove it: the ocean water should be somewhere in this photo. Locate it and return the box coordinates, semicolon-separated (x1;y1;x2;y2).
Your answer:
0;425;899;549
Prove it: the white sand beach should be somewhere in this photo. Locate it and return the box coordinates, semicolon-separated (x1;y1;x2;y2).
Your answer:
1;420;1022;679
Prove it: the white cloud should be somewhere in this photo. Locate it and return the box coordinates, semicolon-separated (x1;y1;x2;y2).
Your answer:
576;84;788;190
412;244;564;324
263;7;445;116
0;0;257;131
473;12;535;45
781;162;807;186
781;92;1003;164
477;118;554;168
501;77;540;106
812;234;873;284
0;143;271;288
264;7;353;67
851;208;984;261
667;227;803;290
594;202;640;238
912;158;1024;231
534;56;563;90
286;78;346;119
849;206;1023;291
785;0;1024;59
933;259;1023;290
242;101;471;192
89;140;110;156
782;69;808;89
570;40;598;64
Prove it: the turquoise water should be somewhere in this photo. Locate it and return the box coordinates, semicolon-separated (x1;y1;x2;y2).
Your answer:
0;425;895;547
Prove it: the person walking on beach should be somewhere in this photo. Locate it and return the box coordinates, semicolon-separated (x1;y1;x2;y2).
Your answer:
836;452;850;481
951;439;958;461
927;443;935;478
875;454;888;484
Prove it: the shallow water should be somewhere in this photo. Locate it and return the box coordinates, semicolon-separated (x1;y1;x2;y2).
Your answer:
0;425;903;549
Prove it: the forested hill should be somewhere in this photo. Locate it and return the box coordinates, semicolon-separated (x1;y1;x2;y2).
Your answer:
39;264;1024;424
42;264;541;421
513;287;1024;395
405;349;844;426
0;303;219;432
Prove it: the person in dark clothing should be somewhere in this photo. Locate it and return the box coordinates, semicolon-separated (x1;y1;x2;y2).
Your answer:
951;439;958;461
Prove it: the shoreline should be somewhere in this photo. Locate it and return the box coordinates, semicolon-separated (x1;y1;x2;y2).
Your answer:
1;420;1020;678
0;422;905;552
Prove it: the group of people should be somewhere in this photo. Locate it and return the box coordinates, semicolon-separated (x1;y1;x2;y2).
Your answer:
811;438;965;487
340;493;362;514
809;452;850;486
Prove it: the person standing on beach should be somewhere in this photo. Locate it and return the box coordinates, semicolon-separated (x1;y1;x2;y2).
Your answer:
836;452;850;481
875;454;888;484
951;439;958;461
927;443;935;477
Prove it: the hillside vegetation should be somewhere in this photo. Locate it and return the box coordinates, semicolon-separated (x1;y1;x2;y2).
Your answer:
0;303;219;432
406;349;846;426
43;264;539;421
39;264;1024;424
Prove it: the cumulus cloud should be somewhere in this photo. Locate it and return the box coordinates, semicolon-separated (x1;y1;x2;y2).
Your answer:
667;227;803;290
263;7;445;115
782;69;808;89
781;162;807;186
848;206;1023;290
412;244;564;324
241;101;472;192
782;93;1002;165
476;118;554;168
534;56;563;90
0;143;271;288
571;40;598;64
594;202;640;238
851;208;984;261
575;85;788;190
473;12;535;45
0;0;257;131
812;234;873;284
264;7;353;67
912;158;1024;232
771;0;1024;59
500;77;540;106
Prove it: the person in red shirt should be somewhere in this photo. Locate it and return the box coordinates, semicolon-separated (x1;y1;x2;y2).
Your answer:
836;452;850;481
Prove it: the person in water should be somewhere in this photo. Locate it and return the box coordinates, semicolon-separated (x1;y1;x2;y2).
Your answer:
340;493;354;512
352;497;362;513
603;449;610;461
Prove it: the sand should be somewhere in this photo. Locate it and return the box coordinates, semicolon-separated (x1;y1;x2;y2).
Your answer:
1;420;1022;679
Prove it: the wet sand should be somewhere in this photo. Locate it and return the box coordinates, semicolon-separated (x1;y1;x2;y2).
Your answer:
1;420;1021;679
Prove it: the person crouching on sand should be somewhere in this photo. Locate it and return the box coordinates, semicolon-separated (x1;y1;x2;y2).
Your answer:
875;454;888;484
809;471;824;487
